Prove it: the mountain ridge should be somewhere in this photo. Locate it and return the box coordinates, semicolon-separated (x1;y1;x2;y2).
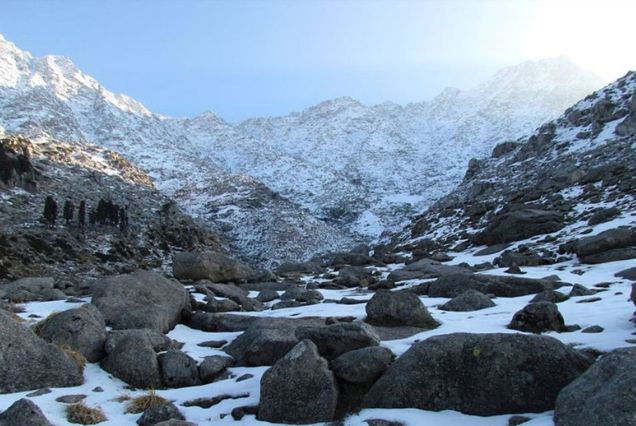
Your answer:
0;33;606;266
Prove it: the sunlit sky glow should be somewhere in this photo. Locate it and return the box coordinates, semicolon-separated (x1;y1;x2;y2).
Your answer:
1;0;634;121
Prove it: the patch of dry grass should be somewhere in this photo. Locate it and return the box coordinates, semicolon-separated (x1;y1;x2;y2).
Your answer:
61;345;87;373
66;402;107;424
32;311;58;336
125;390;168;414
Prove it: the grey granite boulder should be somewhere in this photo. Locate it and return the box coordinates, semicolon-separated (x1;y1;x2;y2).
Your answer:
363;333;592;415
439;289;495;312
92;271;189;333
35;304;107;362
258;340;338;424
365;290;439;329
173;251;254;283
0;310;83;393
295;322;380;360
554;348;636;426
508;302;566;333
158;350;200;388
331;346;394;384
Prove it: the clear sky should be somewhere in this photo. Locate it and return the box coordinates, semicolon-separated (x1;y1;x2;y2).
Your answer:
1;0;634;121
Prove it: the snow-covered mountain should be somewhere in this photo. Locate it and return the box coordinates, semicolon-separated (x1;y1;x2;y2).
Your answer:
0;33;605;266
0;34;353;266
185;56;603;241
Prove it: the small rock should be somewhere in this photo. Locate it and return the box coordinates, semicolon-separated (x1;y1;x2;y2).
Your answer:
508;415;532;426
55;394;86;404
531;290;569;304
581;325;604;333
439;289;495;312
576;297;602;303
137;402;185;426
198;355;234;383
505;265;526;275
508;302;565;333
569;284;596;297
158;350;200;388
26;388;51;397
256;289;279;303
197;339;227;348
365;290;439;329
0;399;52;426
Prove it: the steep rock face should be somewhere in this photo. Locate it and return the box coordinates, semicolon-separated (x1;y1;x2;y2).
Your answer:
0;135;221;281
391;71;636;261
0;34;604;266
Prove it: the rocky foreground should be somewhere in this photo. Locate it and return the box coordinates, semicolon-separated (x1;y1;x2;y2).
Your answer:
0;230;635;425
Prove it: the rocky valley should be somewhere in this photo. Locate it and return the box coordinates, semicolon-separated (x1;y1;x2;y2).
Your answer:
1;33;635;426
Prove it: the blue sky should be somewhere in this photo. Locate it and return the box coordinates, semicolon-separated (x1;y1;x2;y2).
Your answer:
1;0;634;121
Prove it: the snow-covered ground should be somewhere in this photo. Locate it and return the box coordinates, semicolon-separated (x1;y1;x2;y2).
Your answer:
2;238;634;425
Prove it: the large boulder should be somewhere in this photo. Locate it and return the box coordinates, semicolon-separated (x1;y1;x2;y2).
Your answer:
566;228;636;264
363;333;592;415
387;259;471;283
508;302;566;333
428;273;557;298
365;290;439;329
475;208;565;245
495;248;554;268
0;311;83;393
331;346;394;384
223;319;300;366
0;399;52;426
198;355;234;383
336;266;376;287
91;271;189;333
295;322;380;360
104;329;180;354
258;340;338;424
0;277;65;302
275;260;323;277
197;281;263;312
615;266;636;280
173;251;254;283
158;350;200;388
184;312;259;332
100;331;162;389
35;304;107;362
439;289;495;312
554;348;636;426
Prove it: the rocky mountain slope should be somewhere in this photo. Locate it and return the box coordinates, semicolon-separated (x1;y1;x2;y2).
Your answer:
0;34;605;266
0;133;223;285
185;56;603;241
389;70;636;259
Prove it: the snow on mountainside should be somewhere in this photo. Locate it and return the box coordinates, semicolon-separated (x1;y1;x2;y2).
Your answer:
391;71;636;257
0;34;353;266
0;33;605;266
183;57;605;240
